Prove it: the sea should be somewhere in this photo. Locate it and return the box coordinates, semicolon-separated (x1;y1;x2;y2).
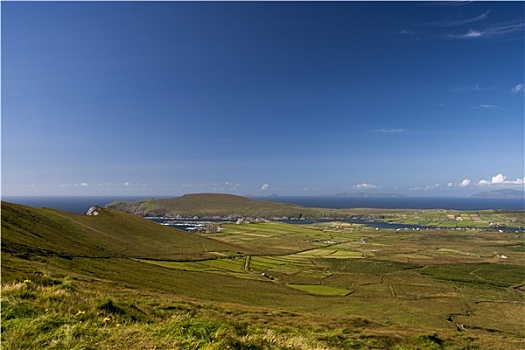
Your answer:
2;195;524;214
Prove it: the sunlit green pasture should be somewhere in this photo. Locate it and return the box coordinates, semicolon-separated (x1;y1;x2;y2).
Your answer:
136;257;262;282
296;248;363;258
422;263;524;287
287;284;351;296
249;255;312;273
214;222;342;254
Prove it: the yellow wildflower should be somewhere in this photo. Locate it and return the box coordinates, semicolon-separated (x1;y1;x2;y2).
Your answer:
76;310;86;315
23;279;31;284
116;323;122;327
103;317;111;323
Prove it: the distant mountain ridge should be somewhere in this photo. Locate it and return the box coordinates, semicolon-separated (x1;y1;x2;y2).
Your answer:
332;192;406;198
471;189;524;199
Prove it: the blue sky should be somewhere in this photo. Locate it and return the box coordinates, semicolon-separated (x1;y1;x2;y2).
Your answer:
2;1;524;197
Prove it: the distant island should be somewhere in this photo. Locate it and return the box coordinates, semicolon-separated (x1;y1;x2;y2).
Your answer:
471;189;525;199
332;192;406;198
106;193;341;219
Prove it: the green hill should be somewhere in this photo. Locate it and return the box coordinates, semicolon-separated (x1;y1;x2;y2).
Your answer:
2;201;524;349
1;201;241;263
106;193;336;218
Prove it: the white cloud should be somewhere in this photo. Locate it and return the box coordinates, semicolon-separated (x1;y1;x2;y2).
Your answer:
224;182;241;190
124;182;131;186
460;179;471;187
492;173;506;184
410;184;441;191
457;28;482;39
182;183;207;189
477;173;525;186
511;83;524;94
182;182;241;191
372;128;406;134
426;184;441;190
447;178;472;188
354;183;378;190
465;29;482;38
261;183;269;190
446;22;525;40
62;182;89;187
478;104;499;109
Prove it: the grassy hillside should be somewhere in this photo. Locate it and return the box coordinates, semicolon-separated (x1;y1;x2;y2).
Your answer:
2;201;524;349
106;193;338;218
1;201;242;263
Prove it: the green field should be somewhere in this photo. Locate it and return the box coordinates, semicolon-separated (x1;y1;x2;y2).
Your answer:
287;284;352;296
2;201;525;349
373;209;525;229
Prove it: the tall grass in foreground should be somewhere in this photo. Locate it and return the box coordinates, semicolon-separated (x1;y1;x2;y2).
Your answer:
2;273;485;350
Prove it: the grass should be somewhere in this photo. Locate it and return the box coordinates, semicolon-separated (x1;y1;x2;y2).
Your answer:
0;273;445;350
2;201;525;349
421;263;525;287
2;274;334;350
297;249;363;258
1;202;242;261
286;284;352;296
201;258;246;273
6;273;516;350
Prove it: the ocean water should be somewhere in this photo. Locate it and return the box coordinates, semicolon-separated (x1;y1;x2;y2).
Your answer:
2;196;152;214
2;195;524;214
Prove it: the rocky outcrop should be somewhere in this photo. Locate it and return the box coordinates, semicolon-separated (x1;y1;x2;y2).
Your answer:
85;206;100;216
